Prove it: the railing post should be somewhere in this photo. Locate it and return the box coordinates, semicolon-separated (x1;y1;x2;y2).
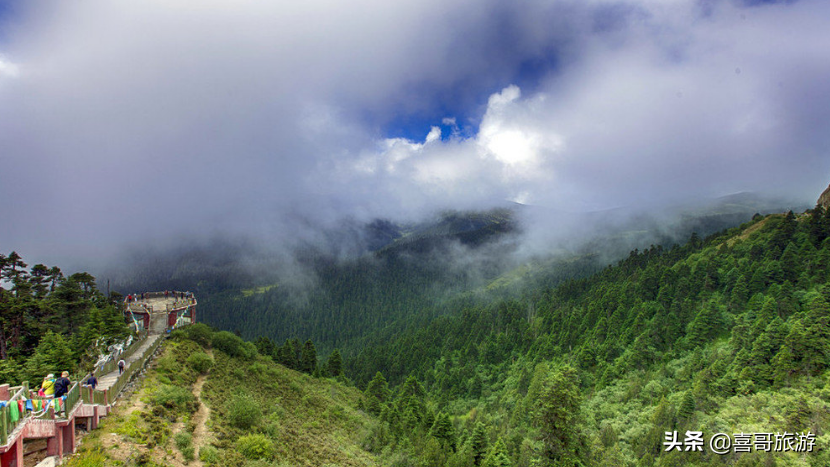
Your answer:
1;405;7;446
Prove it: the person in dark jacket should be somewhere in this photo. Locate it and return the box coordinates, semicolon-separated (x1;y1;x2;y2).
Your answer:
54;371;71;397
86;372;98;389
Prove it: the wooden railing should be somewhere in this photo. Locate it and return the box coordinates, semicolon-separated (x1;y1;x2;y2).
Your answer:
105;334;165;405
30;381;81;420
167;299;196;312
0;382;29;446
81;333;166;406
64;382;80;417
95;331;148;377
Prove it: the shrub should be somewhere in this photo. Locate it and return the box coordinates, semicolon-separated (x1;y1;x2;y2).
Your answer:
152;384;198;414
236;433;274;460
187;351;214;374
226;393;262;429
183;323;214;347
212;331;257;360
181;445;195;462
199;445;219;464
174;431;192;451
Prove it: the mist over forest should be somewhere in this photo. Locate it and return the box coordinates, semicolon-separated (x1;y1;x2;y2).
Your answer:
2;1;830;466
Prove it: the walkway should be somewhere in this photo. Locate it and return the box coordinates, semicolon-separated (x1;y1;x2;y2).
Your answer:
96;334;164;393
0;291;197;467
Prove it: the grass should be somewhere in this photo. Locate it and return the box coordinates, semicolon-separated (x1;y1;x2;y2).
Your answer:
241;284;278;297
68;328;383;467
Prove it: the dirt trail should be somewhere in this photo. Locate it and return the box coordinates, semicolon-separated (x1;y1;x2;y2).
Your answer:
189;372;212;467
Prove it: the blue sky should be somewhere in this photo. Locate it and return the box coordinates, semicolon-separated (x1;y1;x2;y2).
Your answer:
1;0;829;264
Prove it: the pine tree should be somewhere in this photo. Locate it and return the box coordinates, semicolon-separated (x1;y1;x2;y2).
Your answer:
326;349;343;377
808;205;828;246
300;339;317;374
365;371;390;415
535;365;583;467
779;243;800;283
396;375;427;429
482;437;511;467
470;422;489;466
254;336;275;357
24;331;75;384
276;340;298;369
685;300;723;348
429;412;457;451
730;275;749;308
677;391;695;420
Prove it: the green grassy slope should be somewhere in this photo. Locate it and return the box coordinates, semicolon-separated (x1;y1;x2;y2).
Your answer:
66;326;382;467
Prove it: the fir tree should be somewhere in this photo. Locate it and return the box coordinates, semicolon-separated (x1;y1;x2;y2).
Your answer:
482;437;511;467
365;371;390;415
470;422;489;466
325;348;343;377
677;391;695;421
429;411;457;451
300;339;317;375
535;365;583;467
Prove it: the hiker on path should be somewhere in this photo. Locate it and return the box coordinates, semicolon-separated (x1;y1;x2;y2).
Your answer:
39;374;55;397
118;358;126;375
86;372;98;389
54;371;71;398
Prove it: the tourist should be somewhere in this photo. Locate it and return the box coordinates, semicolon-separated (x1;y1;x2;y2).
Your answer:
54;371;71;398
39;374;55;397
86;372;98;389
118;358;126;375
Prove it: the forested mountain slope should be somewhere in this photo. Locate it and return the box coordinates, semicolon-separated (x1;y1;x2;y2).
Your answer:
343;208;830;467
191;194;800;355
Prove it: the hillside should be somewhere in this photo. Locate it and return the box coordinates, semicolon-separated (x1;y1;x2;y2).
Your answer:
22;204;830;467
342;208;830;466
65;324;382;467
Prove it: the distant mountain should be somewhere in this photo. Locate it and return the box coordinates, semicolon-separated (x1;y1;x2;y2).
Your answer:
105;192;808;354
373;207;517;255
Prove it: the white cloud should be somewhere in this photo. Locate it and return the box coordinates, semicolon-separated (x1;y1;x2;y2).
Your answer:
0;56;19;78
1;0;829;264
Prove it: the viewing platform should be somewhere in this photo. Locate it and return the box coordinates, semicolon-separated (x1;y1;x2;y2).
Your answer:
0;291;195;467
125;290;197;334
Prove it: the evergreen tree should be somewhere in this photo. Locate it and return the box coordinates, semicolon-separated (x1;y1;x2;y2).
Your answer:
254;336;275;357
24;331;75;384
365;371;390;415
685;300;723;349
535;365;583;467
276;339;298;369
325;349;343;377
396;375;428;429
429;411;457;451
730;275;749;308
482;437;511;467
677;391;695;420
808;205;828;246
470;422;489;466
300;339;317;375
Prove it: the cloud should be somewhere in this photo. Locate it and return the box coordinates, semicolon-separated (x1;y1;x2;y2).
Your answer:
0;0;829;267
0;56;18;77
341;0;830;213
